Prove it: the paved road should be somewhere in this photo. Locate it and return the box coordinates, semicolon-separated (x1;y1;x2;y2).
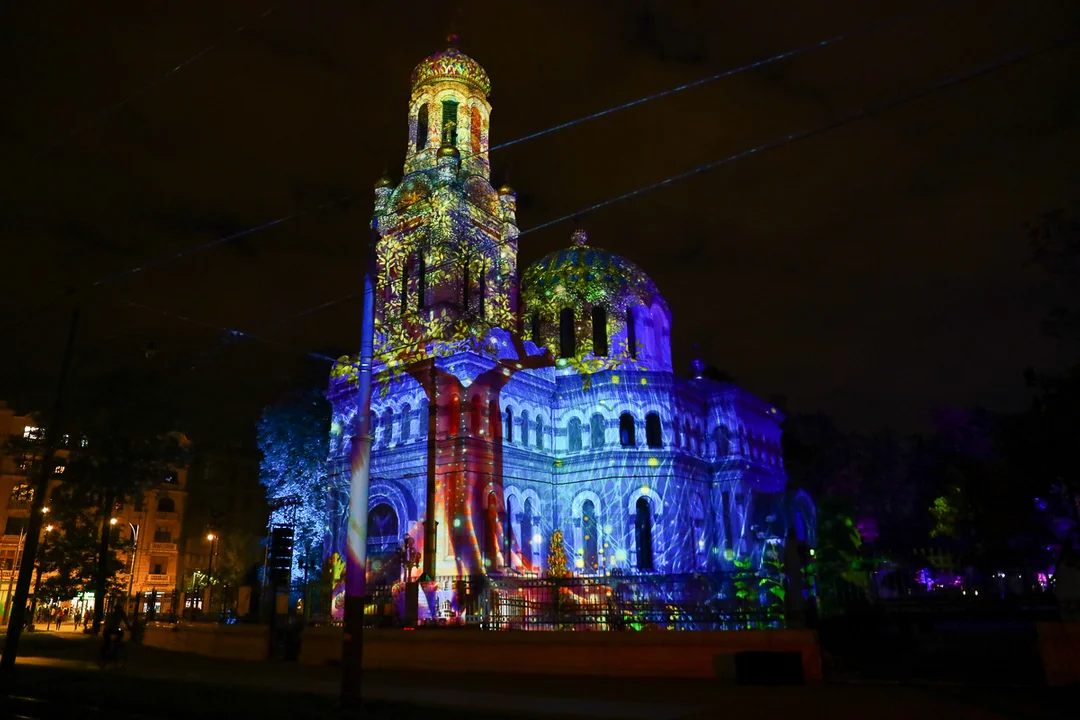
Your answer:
0;631;1072;719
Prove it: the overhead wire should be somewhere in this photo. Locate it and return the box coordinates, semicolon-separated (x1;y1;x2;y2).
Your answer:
34;4;279;158
121;33;1079;378
81;0;957;294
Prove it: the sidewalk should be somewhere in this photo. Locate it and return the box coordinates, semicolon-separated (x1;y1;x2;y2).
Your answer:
2;630;1074;719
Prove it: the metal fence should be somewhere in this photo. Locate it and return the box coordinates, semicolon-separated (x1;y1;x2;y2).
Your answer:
359;571;788;631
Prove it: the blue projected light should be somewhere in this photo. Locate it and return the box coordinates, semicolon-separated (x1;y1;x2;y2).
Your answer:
322;44;818;625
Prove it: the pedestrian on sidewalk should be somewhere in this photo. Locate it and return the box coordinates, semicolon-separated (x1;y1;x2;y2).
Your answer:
73;610;82;631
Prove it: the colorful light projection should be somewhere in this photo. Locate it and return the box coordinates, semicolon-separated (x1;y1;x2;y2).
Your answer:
323;44;813;625
410;43;492;97
520;228;671;377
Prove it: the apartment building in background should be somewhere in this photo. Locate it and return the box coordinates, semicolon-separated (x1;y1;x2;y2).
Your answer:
0;400;188;617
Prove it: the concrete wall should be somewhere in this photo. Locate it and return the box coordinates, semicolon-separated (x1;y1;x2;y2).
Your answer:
1037;621;1080;686
301;627;822;681
144;622;822;681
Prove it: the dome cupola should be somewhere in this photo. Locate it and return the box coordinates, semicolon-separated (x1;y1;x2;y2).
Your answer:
411;40;492;97
520;229;672;372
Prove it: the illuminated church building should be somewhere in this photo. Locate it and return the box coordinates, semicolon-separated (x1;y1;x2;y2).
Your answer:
325;44;816;602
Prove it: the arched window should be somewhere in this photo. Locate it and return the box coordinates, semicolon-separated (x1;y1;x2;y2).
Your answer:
592;306;608;356
505;407;514;443
619;413;636;447
368;503;398;540
590;413;605;449
559;308;576;358
645;413;662;448
488;399;499;438
522;498;535;570
417;252;427;309
691;494;707;569
157;497;176;514
470;395;484;435
567;417;582;452
684;421;694;454
530;311;541;344
418;399;429;438
635;497;654;571
485;492;499;569
626;307;637;359
520;411;530;447
400;404;411;443
382;408;394;446
714;426;729;457
505;495;517;567
535;416;544;451
477;262;487;318
470;106;482;154
441;98;459;145
582;499;598;571
415;103;429;150
400;255;412;313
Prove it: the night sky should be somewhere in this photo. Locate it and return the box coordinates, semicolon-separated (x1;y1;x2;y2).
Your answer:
2;0;1078;441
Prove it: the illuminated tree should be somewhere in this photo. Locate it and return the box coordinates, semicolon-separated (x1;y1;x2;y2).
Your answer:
546;528;569;578
256;387;331;570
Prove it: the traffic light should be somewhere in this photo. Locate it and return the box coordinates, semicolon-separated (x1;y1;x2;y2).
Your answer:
268;525;295;587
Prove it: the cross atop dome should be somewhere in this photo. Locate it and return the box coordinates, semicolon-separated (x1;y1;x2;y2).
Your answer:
570;228;589;247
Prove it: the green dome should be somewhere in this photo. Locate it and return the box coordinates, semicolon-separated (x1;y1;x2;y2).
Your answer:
520;230;664;314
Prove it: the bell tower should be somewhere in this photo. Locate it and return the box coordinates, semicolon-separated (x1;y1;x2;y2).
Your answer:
371;39;519;362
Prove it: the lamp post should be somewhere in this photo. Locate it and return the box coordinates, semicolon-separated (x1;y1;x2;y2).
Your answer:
112;519;140;617
29;524;53;630
206;533;217;619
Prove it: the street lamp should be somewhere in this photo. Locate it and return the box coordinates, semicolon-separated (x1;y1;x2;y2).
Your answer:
111;519;141;617
29;525;54;630
205;533;218;619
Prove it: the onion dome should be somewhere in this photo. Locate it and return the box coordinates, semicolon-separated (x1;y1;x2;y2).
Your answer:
411;42;491;96
520;229;664;313
437;144;461;160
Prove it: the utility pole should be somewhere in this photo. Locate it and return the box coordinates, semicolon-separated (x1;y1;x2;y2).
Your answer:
1;307;79;673
340;226;377;709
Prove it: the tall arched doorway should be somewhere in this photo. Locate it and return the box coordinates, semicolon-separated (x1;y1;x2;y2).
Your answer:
635;497;654;571
582;499;598;572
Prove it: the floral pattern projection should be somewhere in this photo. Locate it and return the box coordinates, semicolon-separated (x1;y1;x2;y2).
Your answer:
323;42;815;624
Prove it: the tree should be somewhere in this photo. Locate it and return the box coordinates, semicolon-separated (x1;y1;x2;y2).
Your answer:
256;387;331;575
202;529;261;616
37;483;130;603
59;368;187;632
546;529;568;578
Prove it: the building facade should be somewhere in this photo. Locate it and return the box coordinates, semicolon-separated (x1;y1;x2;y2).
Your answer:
323;44;815;618
0;400;188;617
